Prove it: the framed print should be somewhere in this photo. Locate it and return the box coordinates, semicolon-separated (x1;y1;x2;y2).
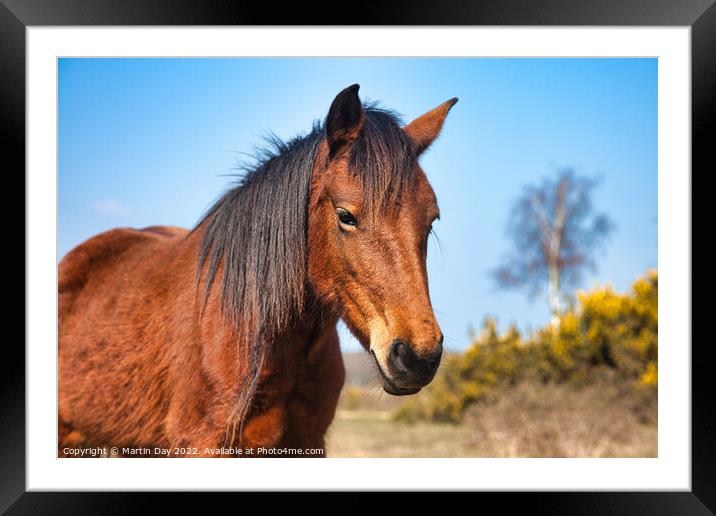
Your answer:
4;0;712;512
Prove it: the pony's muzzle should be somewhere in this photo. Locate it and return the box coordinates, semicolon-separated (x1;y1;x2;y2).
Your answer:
372;336;443;395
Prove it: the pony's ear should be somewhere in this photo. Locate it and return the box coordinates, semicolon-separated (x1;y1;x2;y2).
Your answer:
325;84;365;158
404;97;459;155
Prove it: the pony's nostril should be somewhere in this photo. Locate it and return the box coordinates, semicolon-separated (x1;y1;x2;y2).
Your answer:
389;339;416;372
387;337;443;385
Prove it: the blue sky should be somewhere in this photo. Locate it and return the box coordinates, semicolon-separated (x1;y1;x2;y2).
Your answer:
58;58;657;352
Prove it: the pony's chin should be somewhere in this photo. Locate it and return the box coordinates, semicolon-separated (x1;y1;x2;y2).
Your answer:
382;383;421;396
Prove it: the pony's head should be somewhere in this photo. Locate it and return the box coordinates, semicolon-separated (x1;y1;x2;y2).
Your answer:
308;84;457;395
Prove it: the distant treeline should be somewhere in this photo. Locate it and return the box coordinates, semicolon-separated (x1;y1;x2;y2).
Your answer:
395;270;658;423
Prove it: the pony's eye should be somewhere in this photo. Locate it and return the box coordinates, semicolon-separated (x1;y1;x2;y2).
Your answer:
336;208;357;227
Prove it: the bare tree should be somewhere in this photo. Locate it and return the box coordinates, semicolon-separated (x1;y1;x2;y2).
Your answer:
493;169;614;324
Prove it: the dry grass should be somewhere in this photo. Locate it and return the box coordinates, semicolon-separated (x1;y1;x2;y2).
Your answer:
326;414;479;458
326;385;481;457
325;378;657;458
464;380;657;458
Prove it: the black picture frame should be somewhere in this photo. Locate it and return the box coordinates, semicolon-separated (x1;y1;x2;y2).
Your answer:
3;0;710;512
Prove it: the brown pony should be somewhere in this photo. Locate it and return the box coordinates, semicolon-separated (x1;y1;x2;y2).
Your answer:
58;84;457;457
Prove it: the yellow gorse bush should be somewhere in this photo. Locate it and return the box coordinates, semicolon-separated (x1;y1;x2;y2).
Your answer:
394;270;658;423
